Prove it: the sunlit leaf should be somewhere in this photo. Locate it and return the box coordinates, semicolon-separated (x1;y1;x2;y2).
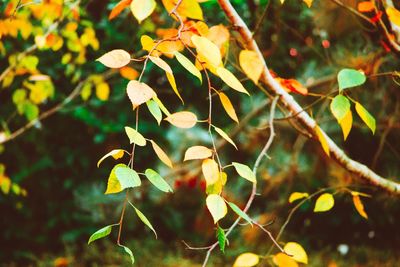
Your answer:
149;140;173;168
216;67;249;95
227;201;253;226
97;149;126;167
97;49;131;68
284;242;308;264
184;146;213;161
330;95;350;122
239;50;263;84
126;80;156;109
314;193;334;212
144;168;173;193
174;51;202;83
233;252;259;267
339;109;352;140
219;92;238;123
337;68;366;92
232;162;256;183
213;126;238;149
273;252;299;267
166;72;183;103
355;102;376;134
386;7;400;27
130;0;156;24
191;35;221;67
202;158;220;186
130;203;157;238
206;194;227;224
88;225;113;244
315;125;330;156
124;126;147;146
288;192;309;203
161;0;203;20
165;111;197;128
114;165;141;189
109;0;132;20
351;192;368;219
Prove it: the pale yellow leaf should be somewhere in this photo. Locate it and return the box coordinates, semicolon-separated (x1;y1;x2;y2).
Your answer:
314;193;334;212
184;146;213;161
165;111;197;128
213;126;237;149
339;109;352;140
233;252;260;267
191;35;222;67
283;242;308;264
315;125;330;156
97;149;126;167
149;56;173;74
174;51;202;83
206;194;227;224
288;192;309;203
130;0;156;23
202;158;219;186
150;140;173;168
216;67;249;95
97;49;131;68
352;194;368;219
219;92;238;123
126;80;156;109
239;50;263;84
273;253;298;267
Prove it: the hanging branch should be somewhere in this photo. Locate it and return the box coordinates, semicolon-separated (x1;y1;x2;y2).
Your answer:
217;0;400;194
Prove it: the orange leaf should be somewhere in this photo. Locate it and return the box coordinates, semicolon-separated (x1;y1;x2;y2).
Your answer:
273;253;299;267
277;78;308;95
357;1;375;13
120;66;139;80
109;0;133;20
352;193;368;219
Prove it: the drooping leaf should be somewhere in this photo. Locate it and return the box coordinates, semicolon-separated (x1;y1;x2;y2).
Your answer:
206;194;227;224
330;95;351;122
273;252;299;267
351;192;368;219
288;192;309;203
149;140;173;168
88;225;113;244
214;126;238;149
97;149;126;167
146;99;162;125
315;125;330;156
202;158;220;186
232;162;256;183
219;92;238;123
283;242;308;264
233;253;260;267
165;111;197;128
97;49;131;68
355;102;376;134
216;67;249;95
314;193;335;212
227;201;253;226
339;109;353;140
184;146;213;161
124;126;147;146
191;35;221;67
144;169;173;193
126;80;156;109
120;245;135;264
114;165;141;189
166;71;183;103
337;68;366;91
109;0;132;20
239;50;263;84
174;51;202;83
153;95;171;116
216;226;226;253
130;203;157;238
130;0;156;24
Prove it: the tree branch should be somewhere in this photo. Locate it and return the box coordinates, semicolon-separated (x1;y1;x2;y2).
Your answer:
217;0;400;194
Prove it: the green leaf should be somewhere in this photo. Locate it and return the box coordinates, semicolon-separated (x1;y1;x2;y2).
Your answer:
23;102;39;121
355;102;376;134
216;226;226;253
88;225;113;244
115;166;141;188
144;169;173;193
206;194;228;224
124;126;146;146
152;96;171;116
120;245;135;264
232;162;256;183
227;201;253;226
330;95;350;122
314;193;335;212
174;51;202;83
337;68;366;91
146;100;162;125
130;202;157;238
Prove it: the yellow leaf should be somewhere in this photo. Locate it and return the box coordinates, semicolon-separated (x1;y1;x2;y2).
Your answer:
213;126;237;150
105;164;124;194
96;82;110;101
233;252;260;267
206;194;227;224
386;7;400;27
283;242;308;264
273;253;298;267
216;67;249;95
130;0;156;24
239;50;263;84
303;0;313;8
288;192;309;203
191;35;222;67
339;109;352;140
355;102;376;134
150;140;173;168
352;194;368;219
161;0;203;20
97;149;126;167
219;92;238;123
315;125;330;156
184;146;213;161
314;193;335;212
174;51;202;83
165;111;197;128
166;72;183;103
119;66;139;80
202;158;219;186
126;80;157;109
97;49;131;68
206;25;230;56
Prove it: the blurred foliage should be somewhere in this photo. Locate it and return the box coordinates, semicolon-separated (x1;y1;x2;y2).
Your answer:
0;0;400;266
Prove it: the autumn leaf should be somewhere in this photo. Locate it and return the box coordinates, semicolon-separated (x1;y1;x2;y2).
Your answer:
315;125;330;156
233;253;260;267
97;149;126;167
314;193;335;212
216;67;249;95
206;194;227;224
120;66;139;80
130;0;156;24
357;1;375;13
191;35;222;67
126;80;157;109
351;192;368;219
202;158;219;186
97;49;131;68
239;50;263;84
109;0;132;20
219;92;238;123
284;242;308;264
165;111;197;128
288;192;309;203
273;253;298;267
161;0;203;20
149;140;173;168
184;146;213;161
